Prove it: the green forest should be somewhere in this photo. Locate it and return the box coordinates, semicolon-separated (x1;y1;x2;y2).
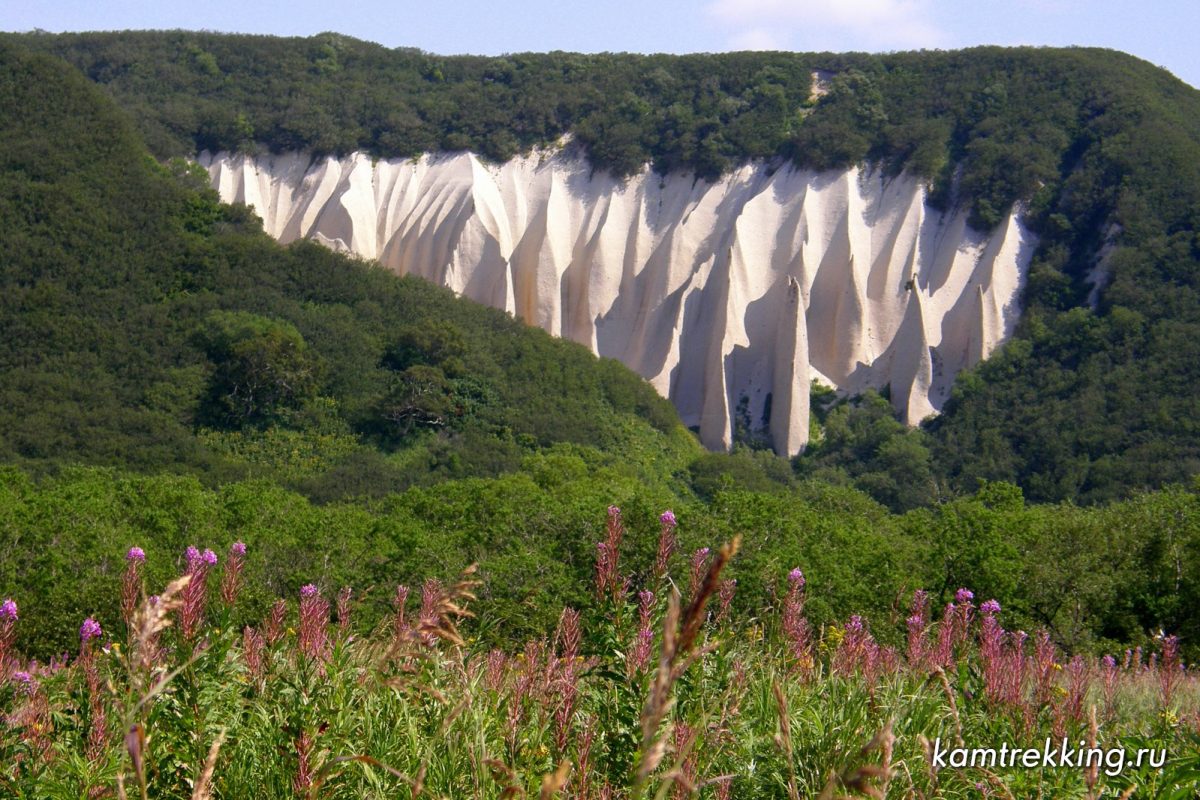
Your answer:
6;31;1200;506
0;33;1199;661
1;31;1200;799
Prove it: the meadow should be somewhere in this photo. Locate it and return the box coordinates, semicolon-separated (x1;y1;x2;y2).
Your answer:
2;508;1196;799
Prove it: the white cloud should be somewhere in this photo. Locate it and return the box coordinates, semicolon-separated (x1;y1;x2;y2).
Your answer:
706;0;947;51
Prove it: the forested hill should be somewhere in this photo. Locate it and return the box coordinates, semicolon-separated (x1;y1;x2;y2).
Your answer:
7;33;1196;228
0;41;692;498
1;37;1200;663
4;32;1200;504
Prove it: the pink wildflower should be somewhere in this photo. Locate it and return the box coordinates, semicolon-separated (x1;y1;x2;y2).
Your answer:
121;549;145;625
298;584;330;661
782;567;812;672
220;541;247;606
594;507;626;604
293;730;315;794
485;649;507;691
628;590;656;676
906;590;930;670
653;510;678;578
242;626;266;685
715;578;736;625
687;547;711;598
263;599;287;646
181;545;213;640
80;617;103;644
1101;654;1119;713
0;598;17;673
553;607;582;752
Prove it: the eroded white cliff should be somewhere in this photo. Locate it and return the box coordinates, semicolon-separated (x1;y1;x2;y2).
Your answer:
200;148;1035;455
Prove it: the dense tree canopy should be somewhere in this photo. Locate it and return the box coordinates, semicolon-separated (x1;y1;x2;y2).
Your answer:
6;31;1198;504
0;35;1199;667
0;41;690;499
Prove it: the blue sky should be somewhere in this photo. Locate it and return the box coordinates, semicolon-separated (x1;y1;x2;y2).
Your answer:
4;0;1198;89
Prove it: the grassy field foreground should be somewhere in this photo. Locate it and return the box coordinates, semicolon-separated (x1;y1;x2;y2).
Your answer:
1;509;1198;799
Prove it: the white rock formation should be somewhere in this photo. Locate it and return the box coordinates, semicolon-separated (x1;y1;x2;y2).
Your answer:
200;148;1035;456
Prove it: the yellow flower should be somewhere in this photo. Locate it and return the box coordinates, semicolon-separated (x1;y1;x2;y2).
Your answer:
287;627;297;636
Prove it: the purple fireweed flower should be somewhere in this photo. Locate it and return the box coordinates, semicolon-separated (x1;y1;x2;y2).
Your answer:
787;568;805;588
181;544;216;638
637;590;655;614
148;595;160;606
242;626;266;683
80;617;103;643
687;547;711;597
716;578;737;624
955;588;975;604
594;509;626;602
1101;654;1119;712
299;586;331;661
265;599;287;646
0;598;17;621
906;590;931;671
485;649;507;691
221;542;247;606
653;509;678;577
980;599;1001;615
121;547;144;623
12;670;35;696
846;615;864;633
628;591;657;676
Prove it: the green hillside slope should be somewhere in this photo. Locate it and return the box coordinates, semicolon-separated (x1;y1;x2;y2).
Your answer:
0;40;1199;664
9;32;1200;503
0;42;694;499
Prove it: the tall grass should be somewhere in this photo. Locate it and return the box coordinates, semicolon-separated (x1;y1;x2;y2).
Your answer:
1;510;1197;798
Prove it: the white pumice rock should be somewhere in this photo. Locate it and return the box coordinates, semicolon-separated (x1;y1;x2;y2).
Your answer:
201;149;1035;456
